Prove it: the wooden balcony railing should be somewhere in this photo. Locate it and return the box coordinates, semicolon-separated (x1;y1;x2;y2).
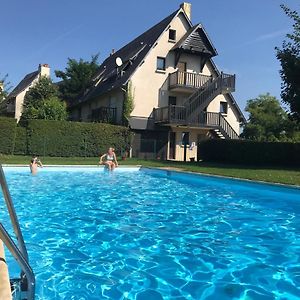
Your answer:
91;107;117;124
169;71;212;90
153;106;239;139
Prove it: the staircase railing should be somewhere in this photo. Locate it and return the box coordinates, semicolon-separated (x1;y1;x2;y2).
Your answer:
169;71;212;89
185;73;235;122
0;165;35;300
218;113;239;139
153;107;239;139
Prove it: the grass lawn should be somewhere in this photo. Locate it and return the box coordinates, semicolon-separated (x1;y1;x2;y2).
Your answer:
1;155;300;186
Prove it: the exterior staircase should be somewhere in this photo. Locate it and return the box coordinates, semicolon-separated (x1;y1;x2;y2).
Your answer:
185;73;235;124
153;72;239;140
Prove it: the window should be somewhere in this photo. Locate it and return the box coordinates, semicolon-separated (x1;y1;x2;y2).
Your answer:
220;101;228;114
169;29;176;41
168;96;177;106
156;57;166;71
181;132;190;146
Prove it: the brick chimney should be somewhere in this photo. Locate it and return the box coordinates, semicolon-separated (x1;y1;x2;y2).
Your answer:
180;2;192;21
38;64;50;78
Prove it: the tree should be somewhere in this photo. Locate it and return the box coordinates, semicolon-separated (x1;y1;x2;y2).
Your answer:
0;74;12;115
22;76;67;121
38;97;68;120
276;5;300;122
122;80;135;126
55;54;99;102
242;94;298;141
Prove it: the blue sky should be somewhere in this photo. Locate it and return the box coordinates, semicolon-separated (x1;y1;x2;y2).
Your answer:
0;0;299;114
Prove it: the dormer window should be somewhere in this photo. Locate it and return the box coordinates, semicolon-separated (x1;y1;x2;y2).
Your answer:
169;29;176;42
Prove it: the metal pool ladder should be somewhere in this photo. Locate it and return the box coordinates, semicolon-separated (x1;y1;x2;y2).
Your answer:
0;165;35;300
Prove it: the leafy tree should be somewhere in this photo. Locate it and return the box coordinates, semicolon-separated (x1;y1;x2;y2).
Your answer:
242;93;298;141
22;76;67;121
276;5;300;122
38;97;68;120
122;81;135;126
55;54;99;102
0;74;12;115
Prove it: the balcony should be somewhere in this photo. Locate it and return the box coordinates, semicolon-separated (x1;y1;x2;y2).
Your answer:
91;107;117;124
168;71;212;92
153;105;239;139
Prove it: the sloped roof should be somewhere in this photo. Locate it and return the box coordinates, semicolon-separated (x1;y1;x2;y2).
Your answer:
7;71;39;98
72;9;180;107
172;24;217;57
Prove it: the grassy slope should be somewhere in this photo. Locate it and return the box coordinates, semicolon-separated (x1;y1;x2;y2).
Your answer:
1;155;300;186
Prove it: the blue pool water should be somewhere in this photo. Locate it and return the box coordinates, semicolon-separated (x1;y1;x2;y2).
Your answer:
1;166;300;300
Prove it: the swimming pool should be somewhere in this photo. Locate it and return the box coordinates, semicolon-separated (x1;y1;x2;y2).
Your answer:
1;166;300;300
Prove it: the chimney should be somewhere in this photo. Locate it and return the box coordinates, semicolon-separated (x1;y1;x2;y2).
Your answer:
110;49;115;56
180;2;192;21
38;64;50;78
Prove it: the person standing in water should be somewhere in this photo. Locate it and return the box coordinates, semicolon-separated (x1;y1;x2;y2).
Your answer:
99;147;119;171
30;156;43;174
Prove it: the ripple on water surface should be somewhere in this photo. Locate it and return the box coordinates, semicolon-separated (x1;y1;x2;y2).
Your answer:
1;167;300;300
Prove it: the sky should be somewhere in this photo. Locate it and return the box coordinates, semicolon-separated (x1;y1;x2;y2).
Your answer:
0;0;299;115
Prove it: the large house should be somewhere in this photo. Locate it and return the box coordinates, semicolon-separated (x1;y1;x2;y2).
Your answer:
5;64;50;121
69;2;246;161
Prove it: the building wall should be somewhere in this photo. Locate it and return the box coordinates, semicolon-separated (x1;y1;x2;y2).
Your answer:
167;127;209;161
129;12;241;136
15;90;27;121
130;12;191;118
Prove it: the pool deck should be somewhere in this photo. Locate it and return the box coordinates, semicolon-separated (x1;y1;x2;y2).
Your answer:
0;240;12;300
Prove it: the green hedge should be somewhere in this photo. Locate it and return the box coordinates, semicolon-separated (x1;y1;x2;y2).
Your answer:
14;126;28;155
26;120;131;157
198;139;300;166
0;117;16;154
0;118;131;157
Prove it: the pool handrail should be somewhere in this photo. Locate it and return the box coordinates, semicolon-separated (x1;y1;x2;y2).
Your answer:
0;165;35;299
0;223;35;300
0;165;29;261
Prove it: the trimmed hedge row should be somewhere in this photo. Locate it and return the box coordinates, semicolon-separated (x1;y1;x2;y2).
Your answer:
198;139;300;166
0;118;131;157
26;120;131;157
0;117;16;155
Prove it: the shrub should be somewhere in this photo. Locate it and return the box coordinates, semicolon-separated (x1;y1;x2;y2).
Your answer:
198;139;300;166
0;117;16;154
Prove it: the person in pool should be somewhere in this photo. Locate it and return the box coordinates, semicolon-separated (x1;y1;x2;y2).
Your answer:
99;147;119;171
30;156;43;174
